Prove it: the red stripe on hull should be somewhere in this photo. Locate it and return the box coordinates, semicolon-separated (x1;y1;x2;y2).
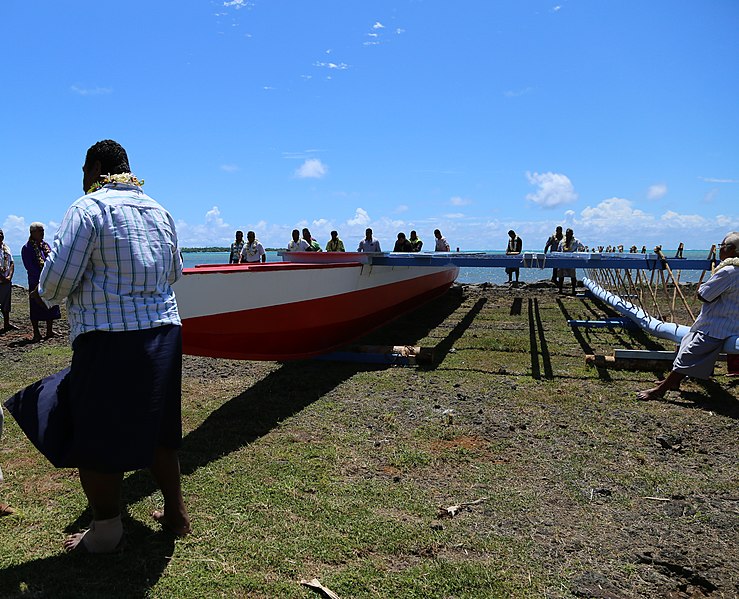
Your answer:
182;269;456;360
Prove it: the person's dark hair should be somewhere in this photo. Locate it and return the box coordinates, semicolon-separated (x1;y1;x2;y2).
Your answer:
331;230;338;237
508;230;515;236
85;139;130;174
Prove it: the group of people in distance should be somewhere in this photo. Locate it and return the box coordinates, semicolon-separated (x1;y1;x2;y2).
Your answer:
227;227;452;262
504;225;585;295
0;223;62;341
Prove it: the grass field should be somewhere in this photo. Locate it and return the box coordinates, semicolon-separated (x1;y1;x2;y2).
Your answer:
0;283;737;598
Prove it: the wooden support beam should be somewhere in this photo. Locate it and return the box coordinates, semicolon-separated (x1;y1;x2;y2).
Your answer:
313;345;434;365
568;318;638;329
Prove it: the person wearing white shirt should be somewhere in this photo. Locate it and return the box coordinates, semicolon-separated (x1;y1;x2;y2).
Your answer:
287;229;310;252
240;231;266;263
637;231;739;401
434;229;450;252
358;228;381;252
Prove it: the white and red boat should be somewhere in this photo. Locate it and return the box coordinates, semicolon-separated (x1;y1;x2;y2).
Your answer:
175;252;459;361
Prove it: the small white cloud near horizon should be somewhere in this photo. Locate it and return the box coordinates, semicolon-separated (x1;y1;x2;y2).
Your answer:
450;196;472;206
525;171;578;208
647;183;667;200
71;85;112;96
444;213;465;219
395;204;409;213
373;21;385;29
220;164;240;173
294;158;327;179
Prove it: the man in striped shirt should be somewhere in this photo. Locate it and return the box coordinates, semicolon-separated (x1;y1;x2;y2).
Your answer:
37;139;190;552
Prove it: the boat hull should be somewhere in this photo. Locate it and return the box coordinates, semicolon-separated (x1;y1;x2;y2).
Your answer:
175;260;459;360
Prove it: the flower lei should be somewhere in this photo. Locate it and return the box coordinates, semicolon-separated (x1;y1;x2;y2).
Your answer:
31;239;51;269
245;240;260;256
87;172;144;194
715;256;739;272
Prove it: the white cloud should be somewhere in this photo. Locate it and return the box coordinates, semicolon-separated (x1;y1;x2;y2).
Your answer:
444;213;465;219
347;208;371;227
294;158;327;179
525;171;578;208
450;196;472;206
71;85;112;96
647;183;667;200
504;87;533;98
395;204;409;213
700;176;738;184
223;0;250;8
579;197;653;229
314;61;349;70
373;21;385;29
220;164;240;173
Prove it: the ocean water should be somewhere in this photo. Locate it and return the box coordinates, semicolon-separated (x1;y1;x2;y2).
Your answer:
9;249;713;288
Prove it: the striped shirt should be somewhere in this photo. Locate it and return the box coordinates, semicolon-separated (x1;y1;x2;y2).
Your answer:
691;265;739;339
38;184;182;342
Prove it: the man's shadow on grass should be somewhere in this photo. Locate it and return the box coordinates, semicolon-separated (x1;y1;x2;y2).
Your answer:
660;379;739;419
0;285;468;597
123;285;468;514
0;519;175;599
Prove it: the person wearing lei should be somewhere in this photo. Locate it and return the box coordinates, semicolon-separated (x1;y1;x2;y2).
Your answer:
21;222;61;341
638;232;739;398
239;231;266;263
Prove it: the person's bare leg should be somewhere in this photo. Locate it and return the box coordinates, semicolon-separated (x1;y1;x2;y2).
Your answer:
64;468;124;552
571;277;577;295
637;370;685;401
45;320;55;338
31;320;41;342
149;447;190;536
557;277;564;294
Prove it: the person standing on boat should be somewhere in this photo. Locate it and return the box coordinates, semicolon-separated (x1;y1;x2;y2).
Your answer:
27;139;190;552
21;223;61;342
557;228;585;295
434;229;450;252
505;229;523;284
409;230;423;252
637;232;739;401
393;232;413;252
229;230;245;264
0;229;15;332
358;228;381;252
325;230;345;252
239;231;266;263
544;225;563;282
302;228;322;252
287;229;310;252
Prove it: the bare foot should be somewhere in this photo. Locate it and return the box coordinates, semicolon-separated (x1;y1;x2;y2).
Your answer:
30;334;42;343
45;331;56;339
636;387;665;401
152;510;191;537
64;530;88;552
0;502;15;517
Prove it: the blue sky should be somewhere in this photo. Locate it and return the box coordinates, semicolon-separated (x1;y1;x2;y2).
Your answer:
2;0;737;252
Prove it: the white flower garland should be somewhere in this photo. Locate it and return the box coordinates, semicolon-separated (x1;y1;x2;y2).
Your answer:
88;172;144;194
715;256;739;272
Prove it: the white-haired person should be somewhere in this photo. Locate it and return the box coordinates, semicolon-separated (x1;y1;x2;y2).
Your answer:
637;232;739;400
